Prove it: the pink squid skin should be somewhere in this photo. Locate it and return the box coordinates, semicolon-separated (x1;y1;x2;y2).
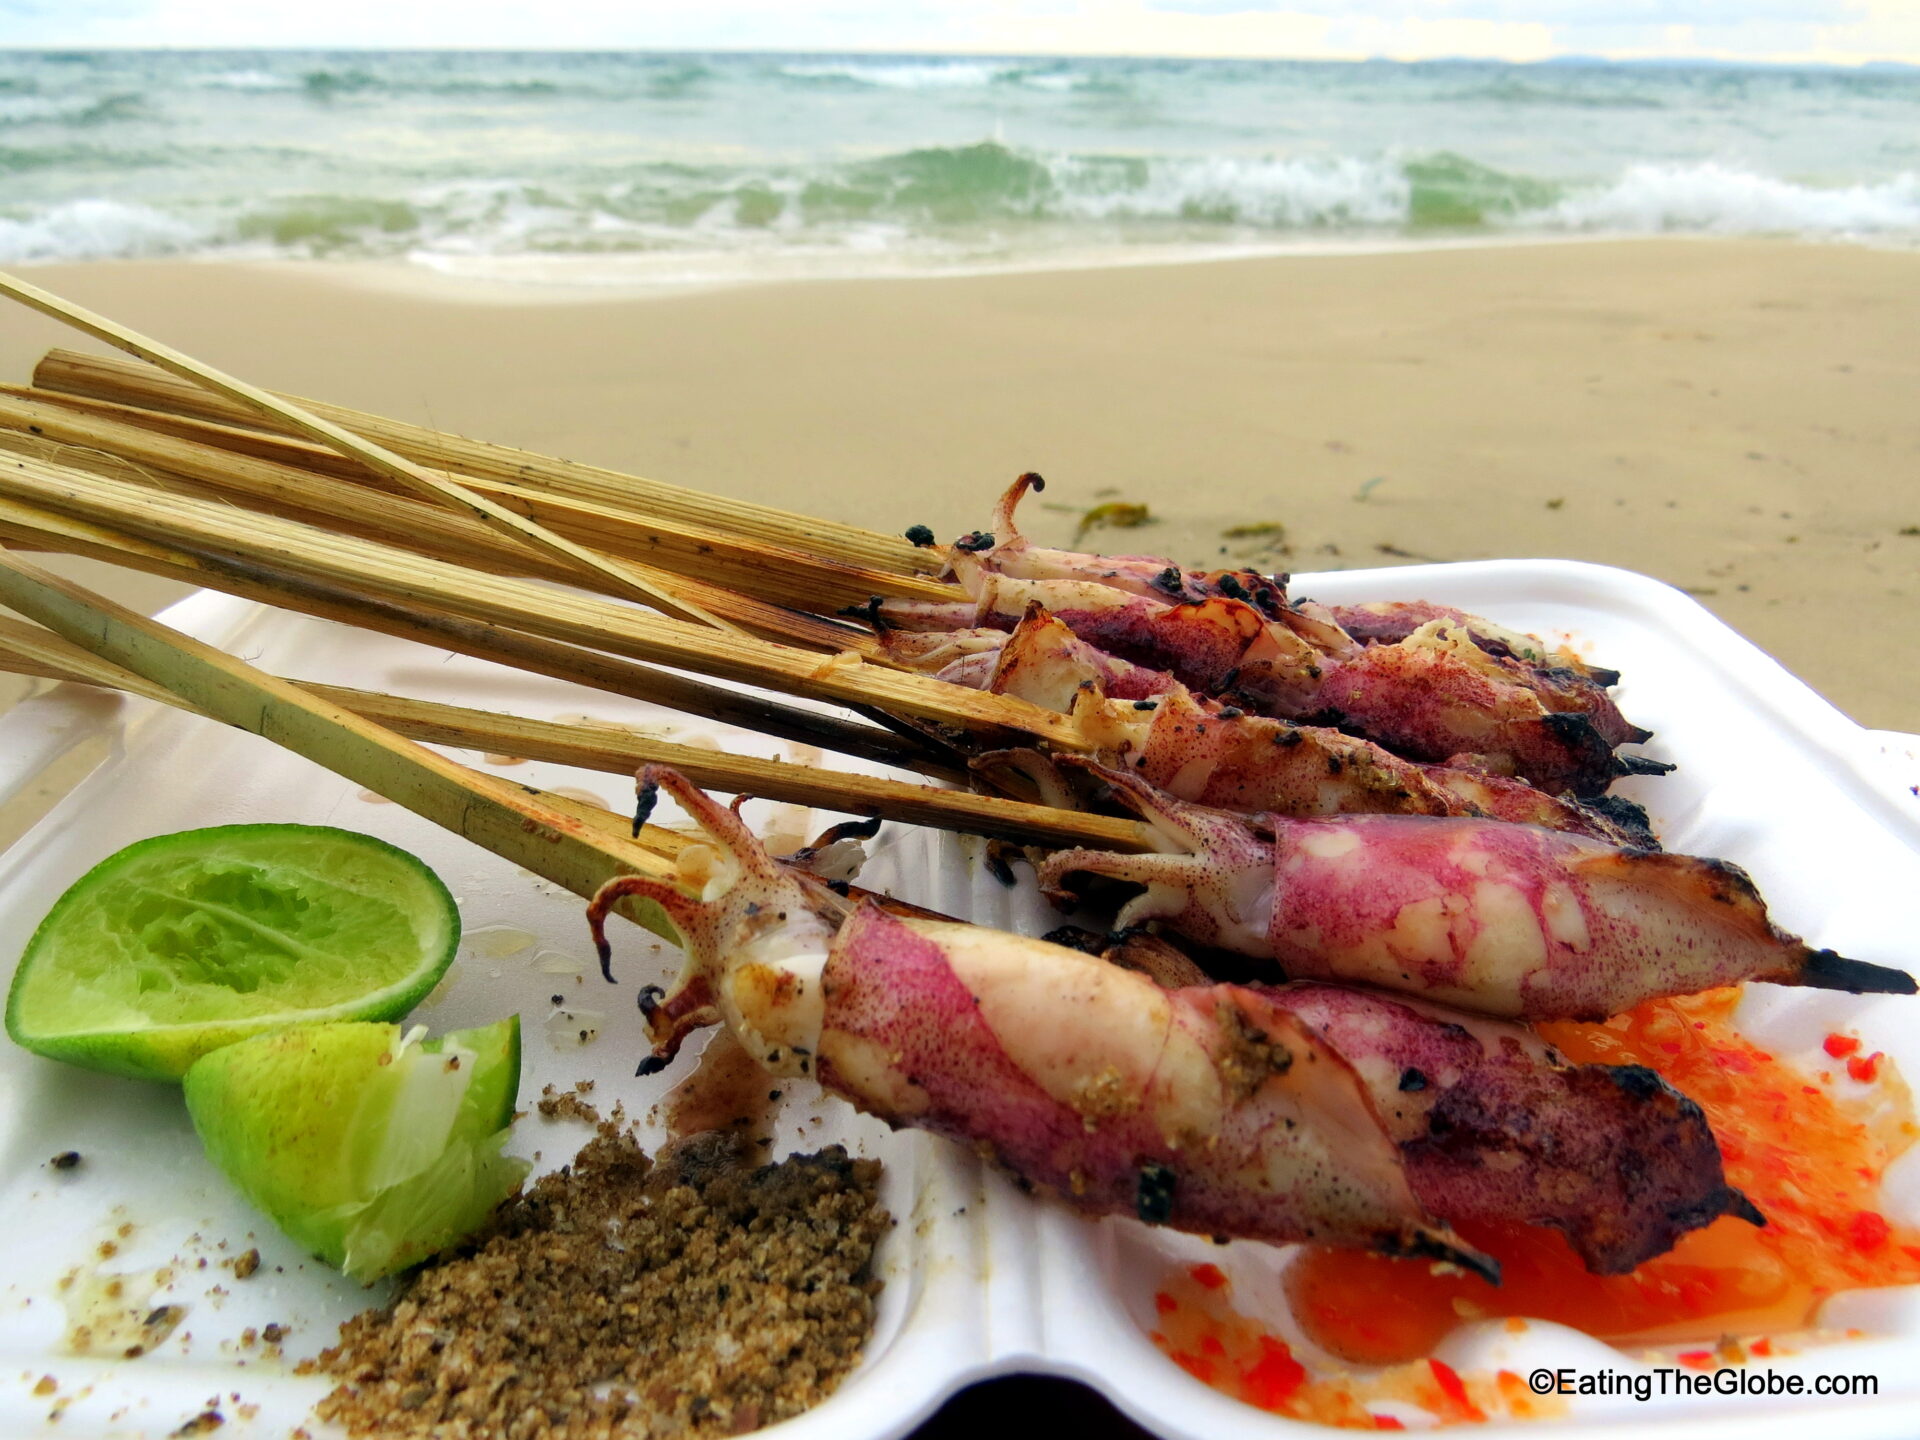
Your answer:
1038;765;1913;1021
960;607;1655;847
588;768;1492;1275
860;476;1654;789
1275;983;1759;1274
817;905;1479;1264
1307;637;1632;798
1083;684;1654;848
1329;600;1622;688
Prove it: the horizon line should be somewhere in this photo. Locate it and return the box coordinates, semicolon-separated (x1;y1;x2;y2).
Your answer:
0;45;1915;70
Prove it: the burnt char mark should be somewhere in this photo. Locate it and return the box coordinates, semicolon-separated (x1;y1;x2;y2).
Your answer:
1799;948;1918;996
982;840;1020;888
1405;1060;1740;1275
837;595;893;631
1585;665;1623;688
1135;1163;1177;1225
953;531;997;553
1040;925;1107;955
809;815;884;848
631;776;661;841
1535;710;1628;797
904;524;937;547
1601;1064;1669;1101
1151;566;1189;600
1578;794;1660;850
1614;752;1678;778
1373;1229;1501;1287
1539;710;1604;747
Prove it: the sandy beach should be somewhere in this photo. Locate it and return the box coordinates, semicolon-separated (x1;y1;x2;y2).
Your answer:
1;237;1916;734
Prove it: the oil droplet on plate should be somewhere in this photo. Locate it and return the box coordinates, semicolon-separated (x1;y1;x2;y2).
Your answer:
466;926;537;959
544;1008;606;1048
534;950;584;976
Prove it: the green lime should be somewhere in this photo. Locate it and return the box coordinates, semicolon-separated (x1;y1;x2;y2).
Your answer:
6;825;460;1081
183;1016;527;1281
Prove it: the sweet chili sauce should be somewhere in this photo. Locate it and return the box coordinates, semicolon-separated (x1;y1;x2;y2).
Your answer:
1284;988;1920;1366
1151;1262;1559;1429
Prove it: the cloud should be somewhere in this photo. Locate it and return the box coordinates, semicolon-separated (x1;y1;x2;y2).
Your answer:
0;0;1909;63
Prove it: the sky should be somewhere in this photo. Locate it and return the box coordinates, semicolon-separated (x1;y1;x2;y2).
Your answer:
2;0;1918;66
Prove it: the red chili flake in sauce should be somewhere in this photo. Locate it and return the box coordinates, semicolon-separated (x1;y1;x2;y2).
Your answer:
1825;1033;1861;1058
1244;1336;1307;1408
1154;1291;1177;1316
1189;1263;1228;1290
1850;1211;1891;1252
1428;1360;1483;1420
1678;1351;1714;1370
1848;1053;1883;1084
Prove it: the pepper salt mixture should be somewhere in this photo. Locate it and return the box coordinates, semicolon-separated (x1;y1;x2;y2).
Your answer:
305;1118;890;1439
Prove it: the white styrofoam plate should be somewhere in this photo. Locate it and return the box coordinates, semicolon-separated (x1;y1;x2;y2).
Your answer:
1;561;1917;1440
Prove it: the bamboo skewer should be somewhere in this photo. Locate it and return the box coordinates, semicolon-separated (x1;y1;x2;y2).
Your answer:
0;274;740;633
0;453;1084;745
32;347;945;581
0;385;963;613
0;493;964;780
0;615;1150;853
0;404;870;654
0;542;693;944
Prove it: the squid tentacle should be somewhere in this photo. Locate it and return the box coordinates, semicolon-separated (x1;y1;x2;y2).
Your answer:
1038;761;1916;1019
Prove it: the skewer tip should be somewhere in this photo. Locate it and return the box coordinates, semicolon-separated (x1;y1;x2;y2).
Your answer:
1798;948;1917;996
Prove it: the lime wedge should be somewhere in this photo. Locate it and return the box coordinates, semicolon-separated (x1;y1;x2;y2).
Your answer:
183;1017;527;1281
6;825;460;1081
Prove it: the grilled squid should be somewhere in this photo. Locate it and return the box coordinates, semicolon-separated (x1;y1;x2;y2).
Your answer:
967;605;1655;848
1278;983;1761;1274
1037;762;1914;1020
590;768;1760;1276
858;474;1660;796
590;768;1493;1276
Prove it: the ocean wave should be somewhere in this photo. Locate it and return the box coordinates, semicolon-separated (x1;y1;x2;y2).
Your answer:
0;91;151;128
1529;161;1920;234
1053;151;1409;227
6;146;1919;270
777;60;1009;90
1452;77;1665;110
194;69;300;92
0;197;202;263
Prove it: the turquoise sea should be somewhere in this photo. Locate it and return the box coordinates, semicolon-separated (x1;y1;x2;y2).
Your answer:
3;50;1918;285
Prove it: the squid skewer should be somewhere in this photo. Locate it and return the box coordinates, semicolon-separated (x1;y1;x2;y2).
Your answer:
1090;932;1760;1277
964;604;1657;848
591;768;1495;1276
1037;762;1915;1021
589;768;1758;1277
861;474;1658;797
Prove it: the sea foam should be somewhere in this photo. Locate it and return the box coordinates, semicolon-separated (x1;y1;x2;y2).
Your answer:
1530;161;1920;236
0;198;202;264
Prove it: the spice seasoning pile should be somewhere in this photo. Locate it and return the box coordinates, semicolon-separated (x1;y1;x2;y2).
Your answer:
305;1114;890;1439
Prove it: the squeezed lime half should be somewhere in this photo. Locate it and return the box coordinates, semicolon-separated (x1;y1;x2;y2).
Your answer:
184;1016;526;1281
6;824;460;1081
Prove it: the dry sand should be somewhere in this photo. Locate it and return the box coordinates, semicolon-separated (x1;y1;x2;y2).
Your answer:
1;238;1915;735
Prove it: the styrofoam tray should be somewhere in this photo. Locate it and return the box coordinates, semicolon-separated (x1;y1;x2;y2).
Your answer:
2;560;1918;1440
